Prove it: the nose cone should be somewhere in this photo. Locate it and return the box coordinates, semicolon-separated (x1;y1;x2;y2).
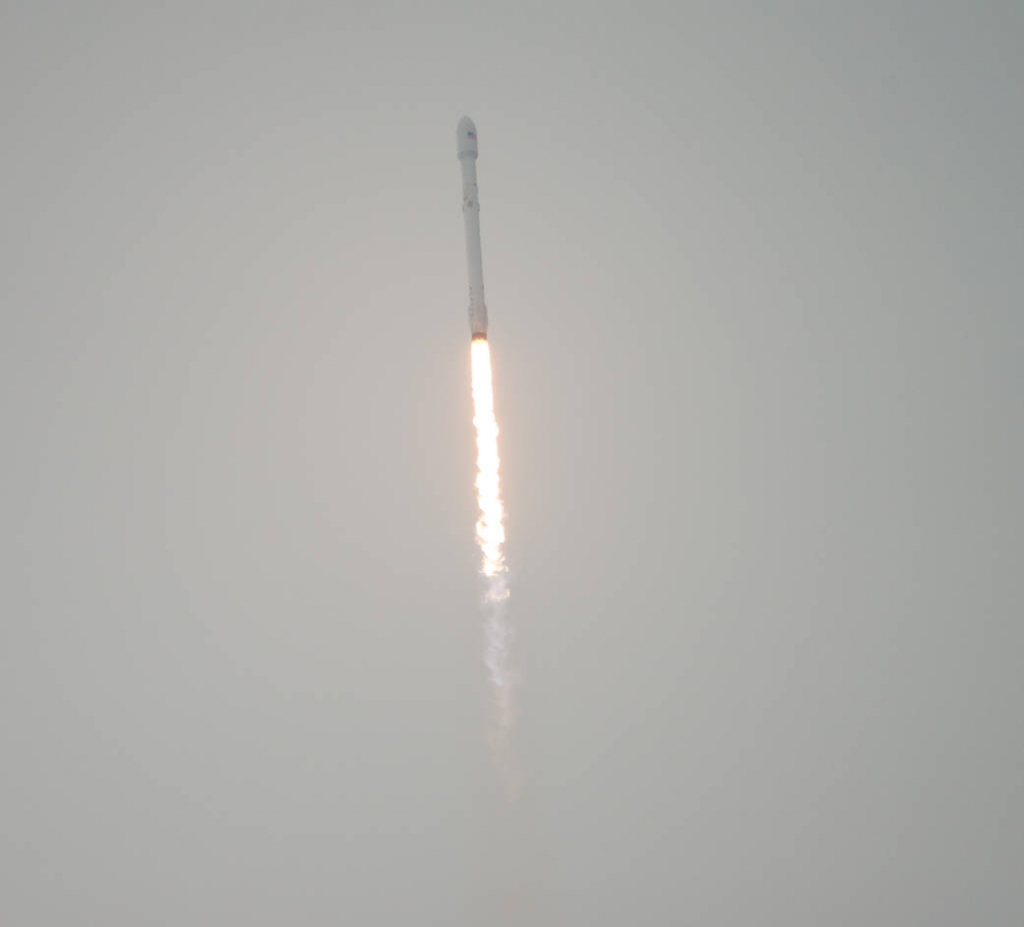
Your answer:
457;115;478;159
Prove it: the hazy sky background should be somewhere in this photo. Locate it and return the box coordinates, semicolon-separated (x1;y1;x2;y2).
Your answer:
2;3;1022;924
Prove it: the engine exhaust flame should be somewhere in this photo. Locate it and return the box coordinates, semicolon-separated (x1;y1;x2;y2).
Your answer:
470;338;516;787
471;339;507;582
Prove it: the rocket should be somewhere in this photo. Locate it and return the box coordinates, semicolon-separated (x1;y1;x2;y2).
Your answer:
457;116;488;341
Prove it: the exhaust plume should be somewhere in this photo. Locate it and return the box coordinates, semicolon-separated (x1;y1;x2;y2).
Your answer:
470;338;517;791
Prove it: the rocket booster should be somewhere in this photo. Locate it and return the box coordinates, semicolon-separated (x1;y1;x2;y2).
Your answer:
457;116;488;340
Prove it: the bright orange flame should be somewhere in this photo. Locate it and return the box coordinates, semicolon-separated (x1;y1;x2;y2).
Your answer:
470;339;508;591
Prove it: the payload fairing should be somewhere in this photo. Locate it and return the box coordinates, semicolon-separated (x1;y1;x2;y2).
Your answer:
457;116;488;340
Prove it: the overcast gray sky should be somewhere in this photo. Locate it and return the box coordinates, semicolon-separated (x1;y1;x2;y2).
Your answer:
2;2;1022;924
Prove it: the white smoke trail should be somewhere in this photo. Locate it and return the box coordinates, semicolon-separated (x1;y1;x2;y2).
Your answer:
470;339;517;791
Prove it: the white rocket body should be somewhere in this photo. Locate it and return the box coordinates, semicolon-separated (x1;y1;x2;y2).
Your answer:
457;116;488;340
